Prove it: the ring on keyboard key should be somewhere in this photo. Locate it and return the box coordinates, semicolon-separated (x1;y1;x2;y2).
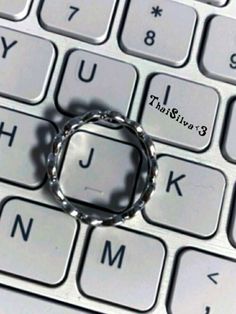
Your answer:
47;110;157;226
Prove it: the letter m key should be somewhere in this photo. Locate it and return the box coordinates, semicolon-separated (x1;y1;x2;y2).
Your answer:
100;240;126;269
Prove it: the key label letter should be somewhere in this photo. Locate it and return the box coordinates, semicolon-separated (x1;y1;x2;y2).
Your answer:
100;240;126;269
78;60;97;83
207;272;219;285
1;37;18;59
230;53;236;69
10;214;34;242
166;171;186;196
205;306;211;314
79;148;94;169
68;6;80;21
163;85;171;105
0;122;17;147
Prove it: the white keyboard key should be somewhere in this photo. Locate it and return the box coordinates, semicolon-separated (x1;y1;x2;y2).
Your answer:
0;0;32;21
121;0;196;67
229;195;236;247
58;50;136;116
40;0;116;44
1;288;89;313
201;16;236;85
80;227;165;311
0;198;77;284
0;107;56;188
140;74;218;152
197;0;228;6
144;156;225;237
222;100;236;162
0;27;55;103
169;249;236;313
60;131;141;212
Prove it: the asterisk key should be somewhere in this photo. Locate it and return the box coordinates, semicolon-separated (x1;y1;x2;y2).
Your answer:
151;6;163;18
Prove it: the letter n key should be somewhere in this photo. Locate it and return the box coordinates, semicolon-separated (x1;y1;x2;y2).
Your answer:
0;198;77;284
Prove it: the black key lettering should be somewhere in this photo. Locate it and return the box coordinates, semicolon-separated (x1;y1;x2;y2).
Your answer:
101;240;126;269
230;53;236;69
144;30;156;46
151;6;163;18
1;37;18;59
10;214;34;242
207;272;219;285
79;148;94;168
68;5;80;21
205;306;211;314
163;85;171;105
78;60;97;83
166;171;186;197
0;122;17;147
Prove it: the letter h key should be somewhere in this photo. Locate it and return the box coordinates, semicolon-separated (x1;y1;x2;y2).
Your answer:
0;107;56;188
0;121;17;147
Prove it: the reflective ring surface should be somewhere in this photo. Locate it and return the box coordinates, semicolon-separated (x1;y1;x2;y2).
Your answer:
47;110;157;226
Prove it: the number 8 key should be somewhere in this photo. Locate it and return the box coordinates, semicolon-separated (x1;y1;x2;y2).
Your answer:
121;0;197;67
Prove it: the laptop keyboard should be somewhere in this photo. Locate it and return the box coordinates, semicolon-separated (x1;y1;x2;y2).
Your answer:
0;1;236;313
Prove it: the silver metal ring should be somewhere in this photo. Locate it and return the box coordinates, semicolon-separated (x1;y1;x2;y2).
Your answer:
47;110;157;226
